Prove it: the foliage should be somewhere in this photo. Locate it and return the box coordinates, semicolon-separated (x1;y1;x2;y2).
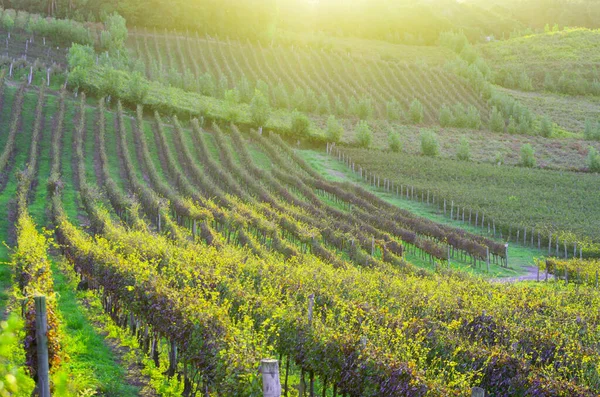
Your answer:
326;115;343;143
250;89;270;128
490;107;504;133
456;136;471;161
388;130;402;153
588;146;600;172
539;116;553;138
290;110;310;139
355;120;373;148
409;99;424;124
420;129;439;156
520;144;536;168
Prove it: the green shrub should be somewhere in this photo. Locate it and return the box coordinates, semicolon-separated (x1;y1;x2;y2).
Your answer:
292;88;305;110
539;116;553;138
588;147;600;172
334;95;345;116
507;117;517;134
318;94;331;115
386;99;404;121
272;83;290;109
388;130;402;153
290;111;311;138
355;120;372;148
238;76;253;103
456;136;471;161
326;115;343;143
490;107;504;133
466;105;481;129
584;119;600;141
518;71;533;91
420;130;439;156
256;80;269;97
494;151;505;165
520;144;536;168
250;89;270;127
305;89;319;113
439;105;452;127
409;99;424;124
128;71;148;103
356;97;374;120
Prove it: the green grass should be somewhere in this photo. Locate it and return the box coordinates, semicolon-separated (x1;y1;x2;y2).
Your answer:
51;260;139;396
298;149;544;278
0;88;36;313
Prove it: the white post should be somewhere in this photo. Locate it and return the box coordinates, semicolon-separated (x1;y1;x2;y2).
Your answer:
260;359;281;397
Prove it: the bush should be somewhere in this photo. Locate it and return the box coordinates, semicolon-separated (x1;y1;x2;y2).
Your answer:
466;105;481;129
584;119;600;141
494;151;505;165
490;107;504;133
291;88;305;110
356;97;373;120
388;130;402;153
588;147;600;172
520;144;536;168
386;99;404;121
272;83;289;109
409;99;424;124
128;71;148;103
420;130;439;157
305;89;318;113
326;115;343;143
290;111;310;138
518;71;533;91
539;116;553;138
238;76;253;103
334;95;345;116
250;89;270;128
507;117;517;134
318;94;331;115
457;136;471;161
355;121;372;148
439;105;452;127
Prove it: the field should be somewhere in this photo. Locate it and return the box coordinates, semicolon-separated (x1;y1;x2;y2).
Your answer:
329;147;600;251
1;4;600;397
127;30;490;124
479;28;600;95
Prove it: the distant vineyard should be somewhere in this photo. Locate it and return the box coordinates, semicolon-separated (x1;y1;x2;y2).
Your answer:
127;30;491;124
335;147;600;255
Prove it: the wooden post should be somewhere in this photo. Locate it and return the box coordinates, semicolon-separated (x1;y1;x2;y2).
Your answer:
471;387;485;397
486;247;490;273
261;359;282;397
157;211;162;233
35;296;51;397
536;265;540;282
504;244;509;268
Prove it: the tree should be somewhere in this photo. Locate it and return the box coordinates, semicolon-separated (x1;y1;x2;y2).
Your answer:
355;121;372;148
326;115;343;143
291;88;305;110
67;44;95;90
388;130;402;153
439;105;452;127
101;12;128;54
128;71;149;103
250;89;270;128
290;111;311;138
520;144;536;168
409;99;424;124
1;13;14;34
420;130;439;156
588;147;600;172
457;136;471;161
466;105;481;129
539;116;553;138
490;107;504;133
238;76;253;103
100;68;123;100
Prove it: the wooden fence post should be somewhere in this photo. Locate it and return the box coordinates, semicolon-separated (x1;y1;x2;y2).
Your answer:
35;296;50;397
261;359;282;397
